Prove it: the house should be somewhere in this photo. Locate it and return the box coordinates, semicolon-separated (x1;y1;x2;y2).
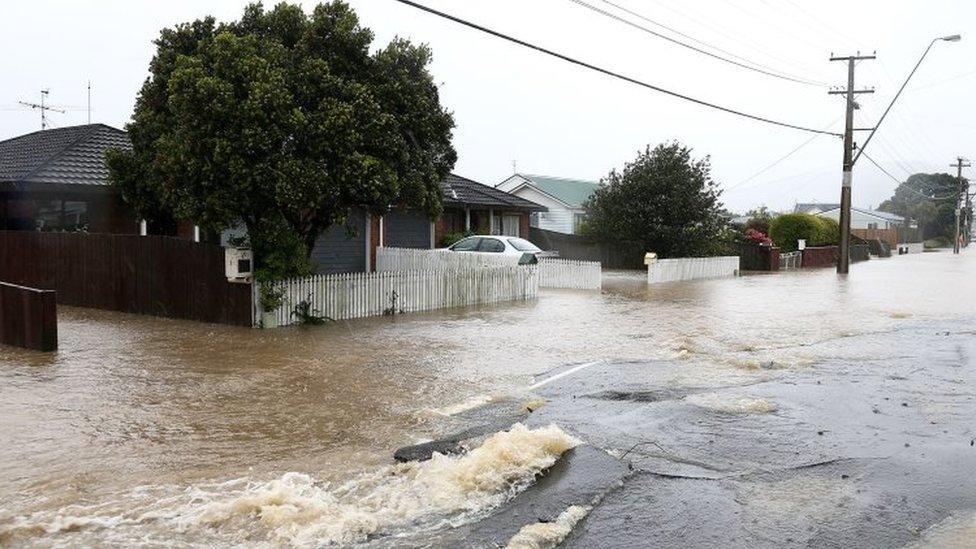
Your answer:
0;125;546;274
496;173;599;234
794;202;911;230
310;173;547;274
0;124;139;234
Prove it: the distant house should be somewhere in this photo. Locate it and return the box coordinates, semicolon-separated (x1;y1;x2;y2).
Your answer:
309;173;546;274
0;124;139;234
794;203;911;230
496;174;599;234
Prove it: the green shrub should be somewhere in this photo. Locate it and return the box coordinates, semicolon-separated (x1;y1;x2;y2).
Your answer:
769;214;840;251
441;230;476;247
814;217;839;246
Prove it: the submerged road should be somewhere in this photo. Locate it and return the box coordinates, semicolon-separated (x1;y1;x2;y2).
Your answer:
2;250;974;547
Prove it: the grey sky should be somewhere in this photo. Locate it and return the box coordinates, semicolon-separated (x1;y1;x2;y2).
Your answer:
2;0;973;214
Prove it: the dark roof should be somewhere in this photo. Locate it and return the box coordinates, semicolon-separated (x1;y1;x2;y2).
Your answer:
0;124;130;188
442;173;546;212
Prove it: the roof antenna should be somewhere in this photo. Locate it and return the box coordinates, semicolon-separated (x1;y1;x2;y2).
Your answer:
17;89;65;130
87;81;91;124
512;159;517;174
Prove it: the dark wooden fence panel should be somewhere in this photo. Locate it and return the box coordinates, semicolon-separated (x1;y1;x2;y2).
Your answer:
0;281;57;351
530;227;645;269
0;231;251;326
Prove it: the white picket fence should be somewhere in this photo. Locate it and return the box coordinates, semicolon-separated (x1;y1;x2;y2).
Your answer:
647;256;740;284
260;266;539;327
538;258;602;290
376;247;601;290
779;251;802;270
376;247;518;270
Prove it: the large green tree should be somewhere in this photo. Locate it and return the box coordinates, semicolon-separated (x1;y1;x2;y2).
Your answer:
582;142;727;257
107;2;456;277
878;172;965;239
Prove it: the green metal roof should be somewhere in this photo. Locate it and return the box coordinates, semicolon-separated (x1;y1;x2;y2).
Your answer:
518;174;599;208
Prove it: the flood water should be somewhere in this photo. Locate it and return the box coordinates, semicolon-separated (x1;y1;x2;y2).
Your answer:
1;250;974;546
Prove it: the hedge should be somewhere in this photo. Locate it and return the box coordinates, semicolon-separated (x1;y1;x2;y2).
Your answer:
769;214;840;252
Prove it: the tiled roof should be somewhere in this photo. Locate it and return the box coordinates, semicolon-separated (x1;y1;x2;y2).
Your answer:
515;174;599;208
442;173;546;212
0;124;130;187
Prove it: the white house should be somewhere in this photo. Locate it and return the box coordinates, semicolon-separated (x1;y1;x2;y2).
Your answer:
794;202;911;230
496;174;599;234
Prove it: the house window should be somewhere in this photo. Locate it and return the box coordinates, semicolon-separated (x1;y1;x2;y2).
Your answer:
867;222;878;230
573;212;586;233
530;212;540;228
492;213;521;237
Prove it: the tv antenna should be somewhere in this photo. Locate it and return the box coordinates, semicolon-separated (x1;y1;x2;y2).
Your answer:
15;89;91;130
18;90;65;130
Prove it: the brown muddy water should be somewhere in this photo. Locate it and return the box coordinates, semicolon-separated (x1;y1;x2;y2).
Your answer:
0;250;973;546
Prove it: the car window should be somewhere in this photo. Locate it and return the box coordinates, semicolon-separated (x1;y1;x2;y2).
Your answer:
451;237;481;251
479;238;505;253
507;238;541;252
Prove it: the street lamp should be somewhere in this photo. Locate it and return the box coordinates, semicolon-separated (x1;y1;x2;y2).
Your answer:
852;34;961;167
836;34;961;274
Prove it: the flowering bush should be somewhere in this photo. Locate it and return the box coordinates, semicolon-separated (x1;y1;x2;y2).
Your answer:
744;228;774;246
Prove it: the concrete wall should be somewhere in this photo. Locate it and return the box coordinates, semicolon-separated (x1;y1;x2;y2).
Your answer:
647;256;740;284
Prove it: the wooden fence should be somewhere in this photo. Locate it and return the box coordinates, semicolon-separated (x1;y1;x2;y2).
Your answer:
261;266;539;327
647;256;740;284
0;281;57;351
537;258;602;290
0;231;252;326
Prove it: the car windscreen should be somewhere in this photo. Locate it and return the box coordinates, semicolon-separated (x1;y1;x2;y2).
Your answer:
451;237;481;251
507;238;541;252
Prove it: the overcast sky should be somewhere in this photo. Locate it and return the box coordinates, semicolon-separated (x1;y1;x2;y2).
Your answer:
2;0;973;213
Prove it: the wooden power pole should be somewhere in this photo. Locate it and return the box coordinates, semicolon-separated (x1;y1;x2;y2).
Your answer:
952;157;970;254
829;53;875;274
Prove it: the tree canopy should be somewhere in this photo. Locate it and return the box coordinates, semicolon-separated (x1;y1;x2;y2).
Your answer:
878;173;965;239
107;1;456;278
581;142;727;257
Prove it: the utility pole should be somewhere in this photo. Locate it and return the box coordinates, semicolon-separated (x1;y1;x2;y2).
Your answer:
951;157;970;254
829;53;875;274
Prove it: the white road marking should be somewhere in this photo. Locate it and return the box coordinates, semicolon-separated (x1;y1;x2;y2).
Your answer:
528;361;603;391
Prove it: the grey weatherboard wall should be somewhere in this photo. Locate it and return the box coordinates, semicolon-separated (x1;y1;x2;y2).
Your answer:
310;209;367;274
385;210;431;249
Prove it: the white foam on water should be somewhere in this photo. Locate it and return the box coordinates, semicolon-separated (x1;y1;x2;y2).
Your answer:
505;504;592;549
684;392;777;414
903;510;976;549
0;423;580;547
428;393;498;416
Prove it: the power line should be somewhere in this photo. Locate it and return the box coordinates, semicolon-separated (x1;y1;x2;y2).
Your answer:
862;151;955;199
644;0;829;82
568;0;825;86
392;0;842;137
725;116;841;192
